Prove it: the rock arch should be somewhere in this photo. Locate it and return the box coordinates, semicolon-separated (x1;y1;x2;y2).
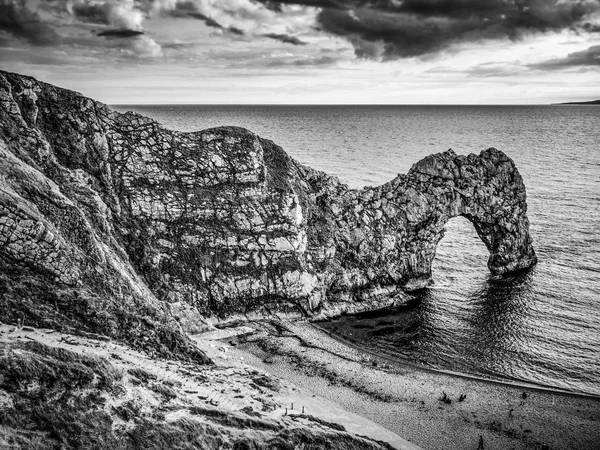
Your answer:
320;148;538;297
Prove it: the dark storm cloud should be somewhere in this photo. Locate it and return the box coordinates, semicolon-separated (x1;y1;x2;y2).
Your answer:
166;1;226;29
200;15;224;29
98;29;145;38
531;45;600;68
71;3;110;25
263;32;307;45
228;26;245;35
0;1;61;46
257;0;600;59
581;22;600;32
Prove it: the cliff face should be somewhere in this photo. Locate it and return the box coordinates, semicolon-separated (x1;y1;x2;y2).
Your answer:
0;70;537;337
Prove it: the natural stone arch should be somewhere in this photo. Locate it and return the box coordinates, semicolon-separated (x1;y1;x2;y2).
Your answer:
318;148;538;296
409;148;537;278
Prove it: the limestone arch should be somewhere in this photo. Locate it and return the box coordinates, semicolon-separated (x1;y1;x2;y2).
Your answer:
334;148;538;293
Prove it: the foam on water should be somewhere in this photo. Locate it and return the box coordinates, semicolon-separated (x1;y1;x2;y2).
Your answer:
114;104;600;395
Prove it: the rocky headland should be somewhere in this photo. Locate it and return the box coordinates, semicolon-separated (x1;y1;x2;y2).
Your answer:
0;70;546;449
555;100;600;105
0;70;536;335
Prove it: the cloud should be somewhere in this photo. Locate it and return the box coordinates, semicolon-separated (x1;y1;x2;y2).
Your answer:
262;32;307;45
129;34;163;57
184;12;224;29
0;0;319;54
98;29;145;38
463;62;527;78
0;0;62;45
260;53;340;67
9;0;596;72
70;3;110;25
166;1;224;28
531;44;600;68
581;21;600;32
161;0;319;43
257;0;600;59
0;0;166;60
164;0;271;28
70;0;145;30
228;26;245;35
0;46;73;66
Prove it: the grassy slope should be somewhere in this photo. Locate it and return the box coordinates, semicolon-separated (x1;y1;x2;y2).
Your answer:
0;330;395;450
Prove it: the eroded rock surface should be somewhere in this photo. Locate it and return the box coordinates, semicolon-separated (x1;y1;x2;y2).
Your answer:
0;70;536;335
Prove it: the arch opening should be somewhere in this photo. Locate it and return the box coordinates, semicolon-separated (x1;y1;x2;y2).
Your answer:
433;215;490;288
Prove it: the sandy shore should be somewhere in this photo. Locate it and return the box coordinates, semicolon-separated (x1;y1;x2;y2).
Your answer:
223;320;600;450
193;326;421;450
3;320;597;450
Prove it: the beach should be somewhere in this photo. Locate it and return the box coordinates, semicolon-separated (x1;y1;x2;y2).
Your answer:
2;318;598;450
212;320;600;450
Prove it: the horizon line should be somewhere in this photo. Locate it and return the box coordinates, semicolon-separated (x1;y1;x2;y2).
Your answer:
109;102;586;107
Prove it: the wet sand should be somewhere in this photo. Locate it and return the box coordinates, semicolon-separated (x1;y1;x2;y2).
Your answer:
229;321;600;450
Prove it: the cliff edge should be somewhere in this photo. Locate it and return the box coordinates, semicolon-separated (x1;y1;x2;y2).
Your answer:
0;70;536;341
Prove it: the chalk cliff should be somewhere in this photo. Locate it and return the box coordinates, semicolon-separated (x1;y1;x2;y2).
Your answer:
0;70;536;341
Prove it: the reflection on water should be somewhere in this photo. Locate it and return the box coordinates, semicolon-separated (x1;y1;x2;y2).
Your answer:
461;270;534;379
321;268;544;386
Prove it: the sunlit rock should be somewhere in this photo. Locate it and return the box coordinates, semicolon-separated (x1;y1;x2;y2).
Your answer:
0;70;536;334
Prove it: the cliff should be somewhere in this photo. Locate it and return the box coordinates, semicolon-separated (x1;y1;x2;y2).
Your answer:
556;100;600;105
0;70;536;341
0;70;538;450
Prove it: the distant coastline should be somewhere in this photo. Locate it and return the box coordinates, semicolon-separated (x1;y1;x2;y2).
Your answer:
553;99;600;105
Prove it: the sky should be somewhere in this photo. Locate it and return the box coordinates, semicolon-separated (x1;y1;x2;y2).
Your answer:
1;0;599;104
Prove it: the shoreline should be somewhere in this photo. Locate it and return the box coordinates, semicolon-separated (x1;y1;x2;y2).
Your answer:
314;323;600;401
2;317;599;450
224;320;600;450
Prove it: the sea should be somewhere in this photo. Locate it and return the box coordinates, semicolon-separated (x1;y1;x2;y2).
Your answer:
113;104;600;396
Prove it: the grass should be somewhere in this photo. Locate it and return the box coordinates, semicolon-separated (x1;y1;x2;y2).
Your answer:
0;340;124;449
0;260;212;366
0;339;393;450
149;383;178;401
127;368;157;384
0;340;122;396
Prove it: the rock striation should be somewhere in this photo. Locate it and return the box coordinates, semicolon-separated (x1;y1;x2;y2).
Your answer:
0;70;537;339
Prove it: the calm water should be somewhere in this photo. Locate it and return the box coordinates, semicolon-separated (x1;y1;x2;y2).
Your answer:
114;104;600;396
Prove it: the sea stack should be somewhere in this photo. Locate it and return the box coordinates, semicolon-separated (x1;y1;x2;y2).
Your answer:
0;70;536;337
